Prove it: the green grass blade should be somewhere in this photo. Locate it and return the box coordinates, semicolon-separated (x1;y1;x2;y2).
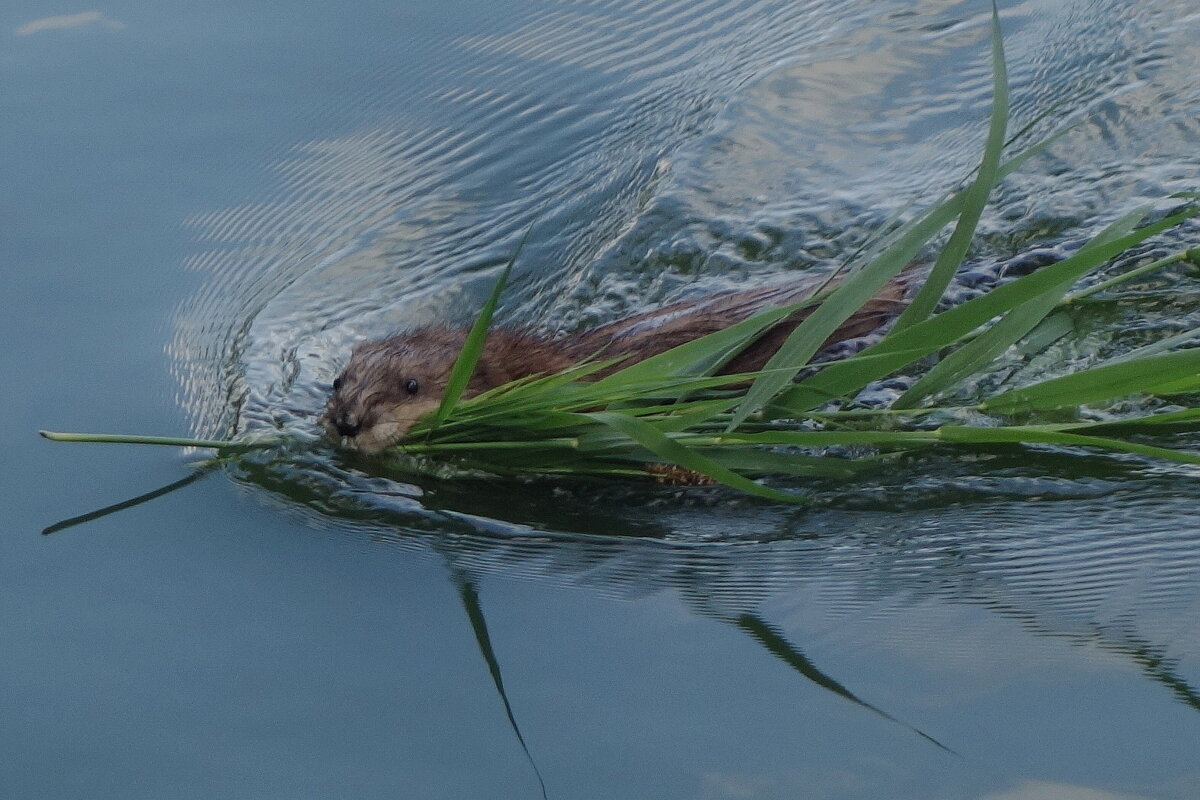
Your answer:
725;198;958;429
894;205;1166;407
467;359;621;402
892;1;1008;332
935;424;1200;466
982;348;1200;413
771;207;1199;414
40;430;258;450
1016;312;1075;356
1065;248;1193;303
725;48;1069;430
651;398;745;432
704;448;875;478
704;424;1200;468
594;302;811;388
893;288;1058;409
843;121;1066;289
1082;207;1151;251
1133;375;1200;395
683;430;942;448
429;225;532;430
1105;324;1200;365
1062;407;1200;435
587;412;805;503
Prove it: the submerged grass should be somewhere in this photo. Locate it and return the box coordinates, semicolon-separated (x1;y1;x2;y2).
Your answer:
41;3;1200;502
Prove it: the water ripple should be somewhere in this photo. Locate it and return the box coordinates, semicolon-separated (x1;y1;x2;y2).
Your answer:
172;0;1200;655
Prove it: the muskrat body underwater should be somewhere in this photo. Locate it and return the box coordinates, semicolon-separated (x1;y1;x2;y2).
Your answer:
323;272;915;453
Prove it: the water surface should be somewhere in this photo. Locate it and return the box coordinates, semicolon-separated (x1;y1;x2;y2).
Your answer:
5;1;1200;798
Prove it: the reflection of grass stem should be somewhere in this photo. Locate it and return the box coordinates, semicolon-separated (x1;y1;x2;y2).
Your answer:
42;462;220;535
456;574;549;800
736;614;957;756
1124;638;1200;714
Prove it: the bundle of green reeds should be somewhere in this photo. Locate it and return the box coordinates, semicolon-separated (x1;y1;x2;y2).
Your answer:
42;5;1200;503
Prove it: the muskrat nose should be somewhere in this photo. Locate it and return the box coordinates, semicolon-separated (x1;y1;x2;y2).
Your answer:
334;414;361;438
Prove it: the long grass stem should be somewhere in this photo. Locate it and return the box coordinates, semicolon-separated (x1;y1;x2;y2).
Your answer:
396;438;580;453
39;430;260;450
1063;250;1194;303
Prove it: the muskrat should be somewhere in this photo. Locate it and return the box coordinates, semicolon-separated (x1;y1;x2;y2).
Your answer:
323;272;915;453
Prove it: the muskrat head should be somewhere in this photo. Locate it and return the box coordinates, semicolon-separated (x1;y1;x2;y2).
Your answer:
322;327;467;454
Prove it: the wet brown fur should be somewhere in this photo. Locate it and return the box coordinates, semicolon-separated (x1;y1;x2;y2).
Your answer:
324;273;912;453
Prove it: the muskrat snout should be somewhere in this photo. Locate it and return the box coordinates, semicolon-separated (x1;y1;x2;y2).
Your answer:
330;413;361;439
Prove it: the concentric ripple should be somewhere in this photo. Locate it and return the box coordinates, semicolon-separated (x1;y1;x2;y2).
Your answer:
170;0;1200;670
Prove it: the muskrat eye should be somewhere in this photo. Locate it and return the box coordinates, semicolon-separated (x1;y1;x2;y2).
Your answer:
332;377;344;392
403;378;419;395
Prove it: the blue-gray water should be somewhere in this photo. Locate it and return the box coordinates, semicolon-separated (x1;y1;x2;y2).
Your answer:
5;1;1200;798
